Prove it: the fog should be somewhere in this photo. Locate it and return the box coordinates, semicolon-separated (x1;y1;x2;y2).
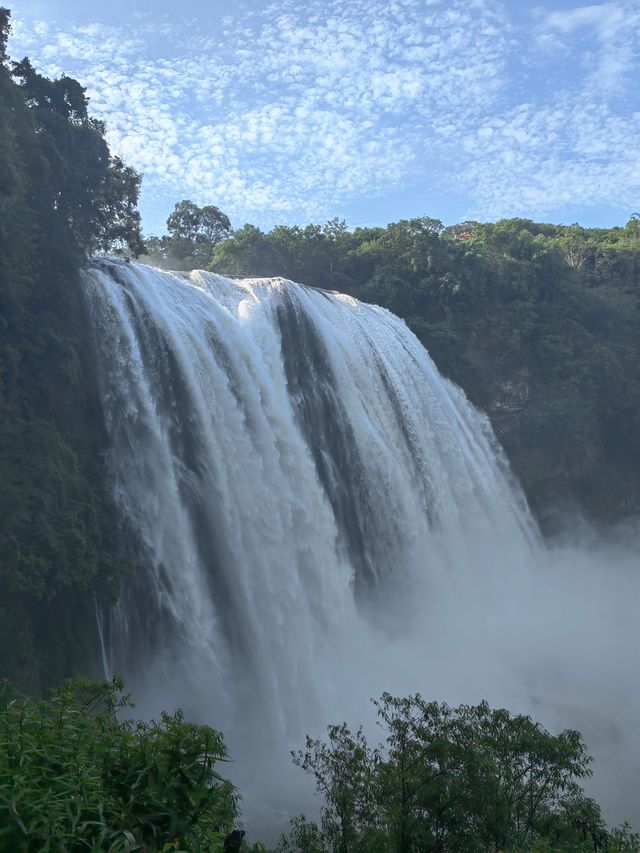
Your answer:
129;515;639;844
218;519;638;841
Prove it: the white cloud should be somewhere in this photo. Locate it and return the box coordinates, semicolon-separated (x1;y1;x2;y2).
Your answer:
534;1;640;94
544;3;623;32
6;0;640;230
451;97;640;221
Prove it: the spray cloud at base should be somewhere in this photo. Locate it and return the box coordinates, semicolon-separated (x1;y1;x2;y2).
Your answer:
84;261;639;835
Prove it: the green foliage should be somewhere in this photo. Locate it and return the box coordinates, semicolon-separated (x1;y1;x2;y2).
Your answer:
10;56;143;259
147;199;232;268
0;677;237;852
0;8;9;64
210;224;277;277
0;9;140;689
280;694;639;853
290;725;377;853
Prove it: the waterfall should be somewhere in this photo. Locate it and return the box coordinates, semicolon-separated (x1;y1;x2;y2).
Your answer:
83;260;638;830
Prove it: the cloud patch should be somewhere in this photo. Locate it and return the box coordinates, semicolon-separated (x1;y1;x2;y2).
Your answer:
7;0;640;230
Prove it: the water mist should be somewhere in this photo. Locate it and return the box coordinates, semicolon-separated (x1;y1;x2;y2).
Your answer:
84;260;639;837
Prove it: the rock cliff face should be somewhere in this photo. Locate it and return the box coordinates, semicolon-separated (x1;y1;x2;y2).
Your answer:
488;372;530;440
417;305;626;524
474;356;633;526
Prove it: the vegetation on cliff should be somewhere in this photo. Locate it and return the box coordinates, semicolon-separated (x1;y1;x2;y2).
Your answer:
146;199;232;268
0;8;142;691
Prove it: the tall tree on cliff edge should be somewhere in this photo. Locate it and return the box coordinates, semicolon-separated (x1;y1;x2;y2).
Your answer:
1;7;143;263
9;63;143;259
165;199;232;264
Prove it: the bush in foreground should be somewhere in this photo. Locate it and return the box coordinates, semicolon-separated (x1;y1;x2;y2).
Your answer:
0;678;236;851
1;681;637;852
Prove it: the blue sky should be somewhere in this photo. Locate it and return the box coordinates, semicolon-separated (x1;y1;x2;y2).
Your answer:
8;0;640;235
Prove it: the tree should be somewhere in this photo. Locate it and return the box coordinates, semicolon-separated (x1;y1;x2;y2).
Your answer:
280;694;637;853
165;199;231;264
0;7;10;64
198;204;232;263
167;199;203;242
371;694;596;852
212;223;277;276
289;724;379;853
0;19;144;690
9;55;143;258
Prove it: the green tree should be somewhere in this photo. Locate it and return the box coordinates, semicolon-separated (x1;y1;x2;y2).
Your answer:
11;55;142;258
165;199;231;264
212;223;278;276
290;724;379;853
0;7;9;64
280;695;637;853
198;204;233;263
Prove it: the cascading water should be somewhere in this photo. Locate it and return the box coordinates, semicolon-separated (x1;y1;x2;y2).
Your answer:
83;260;638;832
